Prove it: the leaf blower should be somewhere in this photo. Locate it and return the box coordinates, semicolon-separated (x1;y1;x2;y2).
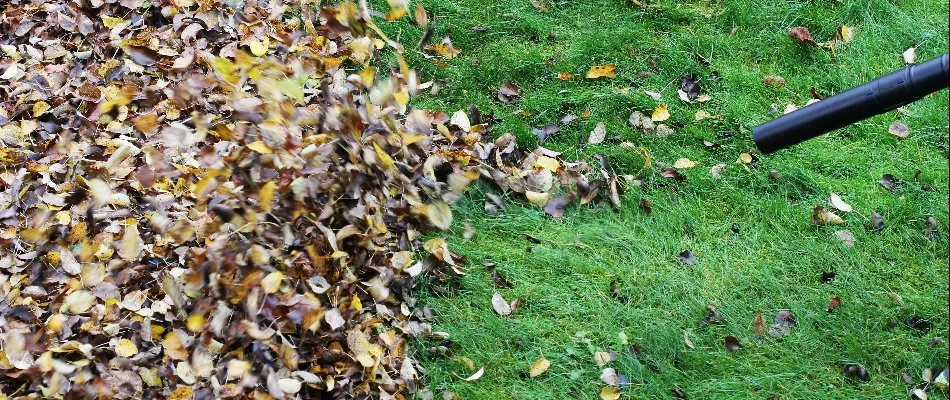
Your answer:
753;54;949;154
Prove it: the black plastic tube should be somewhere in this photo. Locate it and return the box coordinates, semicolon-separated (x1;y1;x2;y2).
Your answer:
753;54;949;154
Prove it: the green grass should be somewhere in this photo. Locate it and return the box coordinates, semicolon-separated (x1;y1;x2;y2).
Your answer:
375;0;949;398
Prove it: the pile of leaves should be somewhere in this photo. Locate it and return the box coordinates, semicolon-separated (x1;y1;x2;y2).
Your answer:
0;0;623;398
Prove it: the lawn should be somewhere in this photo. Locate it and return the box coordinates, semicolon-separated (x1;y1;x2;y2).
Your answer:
377;0;950;399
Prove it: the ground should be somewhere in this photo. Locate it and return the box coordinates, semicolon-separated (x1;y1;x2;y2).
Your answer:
378;0;949;399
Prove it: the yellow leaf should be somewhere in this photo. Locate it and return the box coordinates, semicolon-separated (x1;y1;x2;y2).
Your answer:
525;191;550;207
211;56;238;85
414;3;429;27
101;15;127;28
651;103;670;122
115;339;138;357
558;72;575;81
586;64;618;79
673;158;697;169
423;202;453;230
33;101;51;117
258;181;277;213
736;152;753;164
186;313;205;332
350;295;362;311
279;79;304;102
261;271;283;294
358;67;376;86
249;38;269;57
837;25;855;44
529;356;550;377
167;386;194;400
600;386;621;400
373;142;395;170
534;156;560;172
118;221;142;260
247;141;273;154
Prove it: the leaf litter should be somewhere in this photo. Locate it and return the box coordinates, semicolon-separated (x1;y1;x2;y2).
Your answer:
0;1;632;397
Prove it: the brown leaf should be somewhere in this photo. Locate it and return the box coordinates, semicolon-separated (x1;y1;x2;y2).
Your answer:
870;210;884;232
788;27;816;45
763;75;787;88
724;336;742;352
753;310;766;337
827;296;841;313
588;122;607;144
498;81;522;104
544;192;577;218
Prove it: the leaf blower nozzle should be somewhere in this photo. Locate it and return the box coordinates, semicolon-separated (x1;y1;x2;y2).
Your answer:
753;53;949;154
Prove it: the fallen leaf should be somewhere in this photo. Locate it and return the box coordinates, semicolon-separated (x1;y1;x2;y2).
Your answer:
827;296;841;313
677;250;696;265
903;47;917;64
904;315;932;332
679;73;701;100
822;272;837;283
491;292;512;316
586;64;618;79
261;271;283;294
532;124;560;142
599;386;621;400
812;206;844;225
841;364;870;381
763;75;787;88
558;72;575;81
544;192;577;218
673;158;697;169
710;163;727;178
644;90;663;101
879;174;900;192
588;122;607;144
498;81;522;104
600;368;620;386
529;356;550;377
246;141;273;154
870;210;884;232
115;339;139;357
889;121;909;138
788;27;816;45
463;368;484;381
705;305;725;325
724;336;742;352
651;103;670;122
774;310;797;327
829;193;853;212
753;310;766;337
736;153;753;164
683;331;695;349
833;230;855;246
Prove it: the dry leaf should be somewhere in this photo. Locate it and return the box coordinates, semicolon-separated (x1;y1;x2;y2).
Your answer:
829;193;853;212
463;368;484;381
903;47;917;64
599;386;621;400
673;158;697;169
812;206;844;225
529;356;550;377
115;339;139;357
651;103;670;122
889;121;909;138
683;331;694;349
491;292;512;316
788;27;815;45
763;75;787;88
586;64;618;79
588;122;606;144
